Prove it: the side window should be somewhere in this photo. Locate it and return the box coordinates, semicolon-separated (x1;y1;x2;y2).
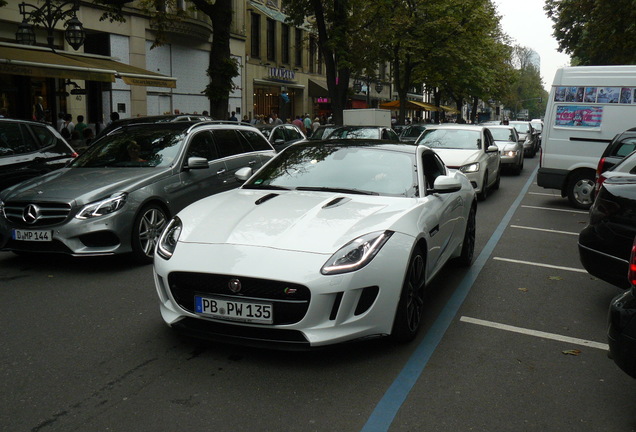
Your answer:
271;127;286;143
31;124;69;153
484;130;494;148
186;131;217;161
286;126;301;140
239;129;273;151
0;122;39;156
422;153;446;191
212;129;248;158
615;137;636;157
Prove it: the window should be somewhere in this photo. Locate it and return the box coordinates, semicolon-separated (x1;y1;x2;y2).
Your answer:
0;123;39;156
267;19;276;62
294;29;303;67
212;129;247;157
240;130;273;151
187;131;217;161
309;36;316;74
251;13;261;59
422;153;446;192
281;24;290;65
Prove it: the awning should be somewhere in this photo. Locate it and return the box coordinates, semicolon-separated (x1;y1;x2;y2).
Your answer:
249;0;288;23
441;105;460;114
308;79;329;98
0;43;176;88
379;99;443;111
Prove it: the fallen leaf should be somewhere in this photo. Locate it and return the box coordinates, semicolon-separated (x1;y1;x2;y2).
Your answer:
562;349;581;356
549;276;563;281
518;287;528;292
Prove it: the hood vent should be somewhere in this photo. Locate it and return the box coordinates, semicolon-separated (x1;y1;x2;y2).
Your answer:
322;196;351;209
255;193;279;205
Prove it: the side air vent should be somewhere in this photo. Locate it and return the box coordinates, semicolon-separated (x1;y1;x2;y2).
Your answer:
255;193;279;205
322;197;350;209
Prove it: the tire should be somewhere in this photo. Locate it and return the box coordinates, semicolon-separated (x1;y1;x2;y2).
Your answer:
513;155;524;175
456;205;476;267
493;167;501;190
131;204;168;264
391;246;427;343
478;172;488;201
566;171;595;209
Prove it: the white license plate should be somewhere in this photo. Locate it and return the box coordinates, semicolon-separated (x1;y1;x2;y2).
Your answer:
12;229;53;242
194;296;273;324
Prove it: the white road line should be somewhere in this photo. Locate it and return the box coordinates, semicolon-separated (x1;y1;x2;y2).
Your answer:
493;257;588;273
528;192;560;197
521;205;589;214
510;225;579;236
460;316;609;351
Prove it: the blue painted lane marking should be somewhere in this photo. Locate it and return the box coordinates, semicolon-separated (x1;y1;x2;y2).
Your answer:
361;166;539;432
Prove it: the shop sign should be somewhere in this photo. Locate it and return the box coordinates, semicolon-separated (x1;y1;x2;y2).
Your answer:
316;97;330;103
267;67;295;82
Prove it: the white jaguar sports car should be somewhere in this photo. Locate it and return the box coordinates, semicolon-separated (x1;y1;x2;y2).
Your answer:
153;140;477;349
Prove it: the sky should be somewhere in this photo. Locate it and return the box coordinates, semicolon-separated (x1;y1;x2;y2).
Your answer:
493;0;571;92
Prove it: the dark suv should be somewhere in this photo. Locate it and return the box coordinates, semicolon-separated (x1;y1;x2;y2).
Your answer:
0;118;77;193
596;127;636;180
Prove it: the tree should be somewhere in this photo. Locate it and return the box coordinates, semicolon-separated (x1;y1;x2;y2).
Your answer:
283;0;372;125
500;45;548;120
545;0;636;65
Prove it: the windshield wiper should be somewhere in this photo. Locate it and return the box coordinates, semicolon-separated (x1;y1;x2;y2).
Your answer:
243;184;292;191
295;186;379;195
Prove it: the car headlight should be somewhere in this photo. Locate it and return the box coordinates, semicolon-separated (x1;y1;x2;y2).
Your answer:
503;150;517;157
75;193;127;219
157;217;182;260
459;162;480;173
321;231;393;275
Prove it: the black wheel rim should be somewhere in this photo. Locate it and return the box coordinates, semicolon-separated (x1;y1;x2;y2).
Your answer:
406;254;426;332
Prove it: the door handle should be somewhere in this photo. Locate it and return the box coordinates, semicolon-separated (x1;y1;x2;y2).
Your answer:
216;168;226;175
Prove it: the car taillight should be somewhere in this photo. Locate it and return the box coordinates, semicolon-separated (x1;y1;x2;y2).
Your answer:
71;152;79;158
596;157;606;177
596;173;607;193
629;237;636;286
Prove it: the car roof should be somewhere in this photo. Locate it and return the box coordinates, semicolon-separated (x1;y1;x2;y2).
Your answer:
295;139;417;154
424;124;485;131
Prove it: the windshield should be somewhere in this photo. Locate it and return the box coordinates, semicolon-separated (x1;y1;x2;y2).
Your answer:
489;128;516;142
510;123;530;134
244;143;418;197
69;127;185;168
257;127;272;138
327;127;381;139
417;129;481;150
401;126;426;138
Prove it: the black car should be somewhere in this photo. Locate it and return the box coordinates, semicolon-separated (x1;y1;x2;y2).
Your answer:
255;123;306;150
608;235;636;378
579;174;636;289
97;114;214;138
0;118;77;193
595;127;636;180
398;124;427;144
308;124;337;140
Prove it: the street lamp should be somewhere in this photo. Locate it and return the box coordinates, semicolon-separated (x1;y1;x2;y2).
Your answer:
15;0;85;52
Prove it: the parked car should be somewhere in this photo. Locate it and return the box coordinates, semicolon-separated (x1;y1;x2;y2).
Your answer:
608;236;636;378
579;158;636;289
0;118;77;193
97;114;214;138
153;140;477;348
530;119;543;146
0;121;275;263
255;123;306;151
308;124;337;140
398;124;427;144
416;124;501;201
508;121;539;158
486;125;524;175
326;125;400;141
595;127;636;188
596;145;636;192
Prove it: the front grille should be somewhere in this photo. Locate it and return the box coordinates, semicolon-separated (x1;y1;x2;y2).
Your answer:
3;201;72;227
168;272;311;325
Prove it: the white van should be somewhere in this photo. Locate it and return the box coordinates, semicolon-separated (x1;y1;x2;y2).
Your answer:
538;66;636;208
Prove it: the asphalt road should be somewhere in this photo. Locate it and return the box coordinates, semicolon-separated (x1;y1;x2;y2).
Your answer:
1;155;635;432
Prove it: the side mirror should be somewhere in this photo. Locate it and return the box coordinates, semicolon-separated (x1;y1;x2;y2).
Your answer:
429;175;462;194
235;167;253;182
487;145;499;153
274;138;285;146
185;156;209;170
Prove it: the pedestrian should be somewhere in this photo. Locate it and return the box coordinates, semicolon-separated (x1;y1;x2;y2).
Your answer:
303;114;312;131
60;113;74;136
272;113;283;125
312;117;321;132
292;115;306;134
108;111;119;126
75;115;88;135
202;110;209;117
229;111;238;121
82;127;94;146
33;96;45;122
69;129;83;149
57;112;65;131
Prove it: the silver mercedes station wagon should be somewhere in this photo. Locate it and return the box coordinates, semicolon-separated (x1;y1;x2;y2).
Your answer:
0;121;275;263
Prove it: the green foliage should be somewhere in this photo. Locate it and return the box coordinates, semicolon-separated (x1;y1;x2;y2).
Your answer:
545;0;636;65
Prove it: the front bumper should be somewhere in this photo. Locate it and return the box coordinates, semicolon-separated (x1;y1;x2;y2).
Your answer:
153;234;414;348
